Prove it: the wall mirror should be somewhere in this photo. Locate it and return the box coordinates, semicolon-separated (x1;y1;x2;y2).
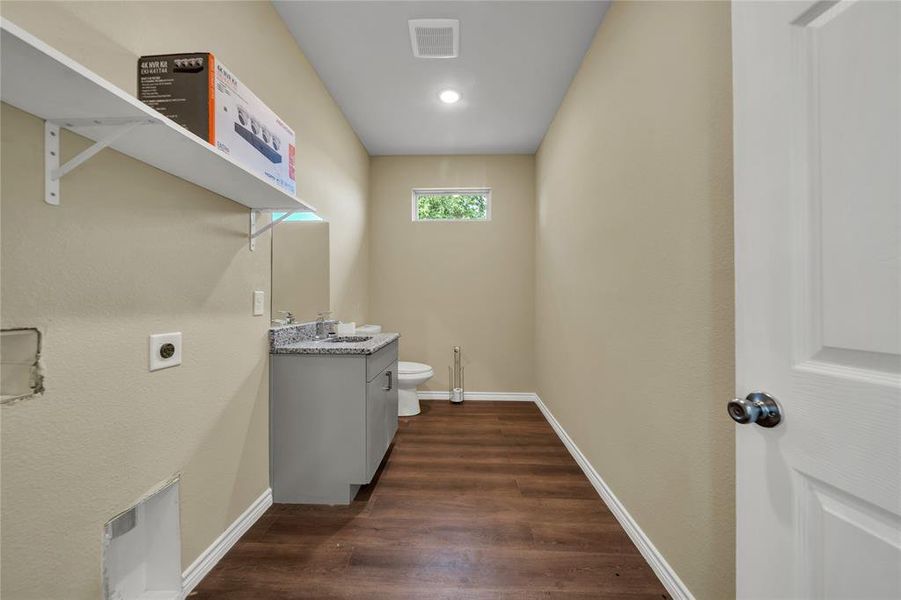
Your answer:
271;217;330;325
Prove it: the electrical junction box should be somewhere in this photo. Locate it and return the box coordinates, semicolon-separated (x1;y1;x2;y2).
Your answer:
137;53;296;196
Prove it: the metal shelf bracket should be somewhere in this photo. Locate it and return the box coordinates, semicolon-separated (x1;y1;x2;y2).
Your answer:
249;210;298;251
44;119;153;205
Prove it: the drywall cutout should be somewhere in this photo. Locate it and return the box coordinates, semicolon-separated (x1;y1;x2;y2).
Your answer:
102;478;182;600
1;328;44;404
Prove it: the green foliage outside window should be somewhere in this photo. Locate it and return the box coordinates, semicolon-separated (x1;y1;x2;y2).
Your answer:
416;193;488;220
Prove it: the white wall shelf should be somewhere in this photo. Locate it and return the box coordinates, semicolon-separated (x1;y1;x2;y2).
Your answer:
0;18;316;220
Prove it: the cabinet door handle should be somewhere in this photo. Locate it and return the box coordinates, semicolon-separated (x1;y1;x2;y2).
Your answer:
383;370;392;391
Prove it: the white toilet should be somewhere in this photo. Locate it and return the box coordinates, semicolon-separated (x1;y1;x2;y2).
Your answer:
396;361;433;417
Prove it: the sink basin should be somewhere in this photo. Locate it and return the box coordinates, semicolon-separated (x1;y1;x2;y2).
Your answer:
323;336;372;343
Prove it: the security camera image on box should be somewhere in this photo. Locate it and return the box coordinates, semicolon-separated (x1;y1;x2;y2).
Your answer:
234;108;282;164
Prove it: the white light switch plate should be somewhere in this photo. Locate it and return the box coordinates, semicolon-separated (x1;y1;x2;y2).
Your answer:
253;290;265;316
149;332;182;372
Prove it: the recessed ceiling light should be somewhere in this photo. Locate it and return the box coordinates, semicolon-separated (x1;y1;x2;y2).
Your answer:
439;89;461;104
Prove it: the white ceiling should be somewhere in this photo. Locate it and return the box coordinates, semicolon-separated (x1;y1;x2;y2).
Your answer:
273;1;610;155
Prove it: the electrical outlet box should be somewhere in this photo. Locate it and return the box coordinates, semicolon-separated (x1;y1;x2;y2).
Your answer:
253;290;265;316
149;332;182;372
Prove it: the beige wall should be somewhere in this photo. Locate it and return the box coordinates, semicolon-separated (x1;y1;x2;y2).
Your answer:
369;155;534;392
272;222;330;323
534;2;735;599
0;2;368;597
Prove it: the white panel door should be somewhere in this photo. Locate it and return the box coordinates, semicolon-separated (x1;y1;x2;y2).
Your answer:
732;1;901;598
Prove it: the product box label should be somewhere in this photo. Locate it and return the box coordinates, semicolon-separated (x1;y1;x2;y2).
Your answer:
212;61;296;196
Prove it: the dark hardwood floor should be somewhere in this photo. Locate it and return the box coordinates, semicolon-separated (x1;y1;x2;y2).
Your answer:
190;400;670;599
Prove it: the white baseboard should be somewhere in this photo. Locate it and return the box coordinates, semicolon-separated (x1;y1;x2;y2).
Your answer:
181;487;272;596
533;395;694;600
417;391;538;402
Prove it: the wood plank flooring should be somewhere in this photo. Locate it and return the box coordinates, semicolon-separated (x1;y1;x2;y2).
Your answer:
190;401;670;599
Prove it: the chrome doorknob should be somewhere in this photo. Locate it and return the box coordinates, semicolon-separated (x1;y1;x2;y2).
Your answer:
727;392;782;428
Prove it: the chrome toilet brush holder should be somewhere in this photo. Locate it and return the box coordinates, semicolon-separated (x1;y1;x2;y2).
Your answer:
448;346;464;403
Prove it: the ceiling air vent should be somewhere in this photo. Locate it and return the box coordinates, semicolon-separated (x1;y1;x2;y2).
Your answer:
409;19;459;59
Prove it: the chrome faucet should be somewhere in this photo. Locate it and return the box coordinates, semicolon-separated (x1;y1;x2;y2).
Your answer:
314;311;332;340
277;310;296;325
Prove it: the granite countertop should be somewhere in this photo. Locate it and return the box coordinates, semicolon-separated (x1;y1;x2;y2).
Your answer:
269;320;399;355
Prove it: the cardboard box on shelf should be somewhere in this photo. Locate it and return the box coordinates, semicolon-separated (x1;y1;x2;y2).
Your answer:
138;53;296;196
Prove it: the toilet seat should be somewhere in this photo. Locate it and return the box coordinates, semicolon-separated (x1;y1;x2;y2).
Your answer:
398;361;432;375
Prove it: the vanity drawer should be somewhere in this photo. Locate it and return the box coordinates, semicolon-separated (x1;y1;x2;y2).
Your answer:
366;341;397;381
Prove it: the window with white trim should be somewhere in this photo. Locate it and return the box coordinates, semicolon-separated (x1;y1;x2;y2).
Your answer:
412;188;491;221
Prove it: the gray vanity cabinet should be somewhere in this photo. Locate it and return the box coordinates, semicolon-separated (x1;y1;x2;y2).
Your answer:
366;366;400;480
385;377;398;447
270;340;398;504
365;373;389;480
